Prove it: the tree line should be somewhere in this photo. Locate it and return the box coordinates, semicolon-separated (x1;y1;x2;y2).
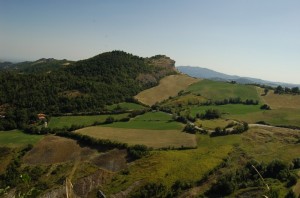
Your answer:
274;85;300;95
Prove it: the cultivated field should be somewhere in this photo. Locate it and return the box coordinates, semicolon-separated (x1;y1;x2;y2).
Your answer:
262;91;300;109
0;130;43;147
134;74;199;106
187;79;260;101
76;126;196;149
48;113;129;128
23;135;98;164
105;111;183;130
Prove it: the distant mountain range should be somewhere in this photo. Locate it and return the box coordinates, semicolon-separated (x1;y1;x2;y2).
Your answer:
177;66;300;88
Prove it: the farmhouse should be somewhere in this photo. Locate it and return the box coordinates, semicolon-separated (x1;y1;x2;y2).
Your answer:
37;113;46;120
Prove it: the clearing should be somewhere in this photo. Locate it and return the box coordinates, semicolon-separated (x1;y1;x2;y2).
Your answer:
76;126;196;149
134;74;199;106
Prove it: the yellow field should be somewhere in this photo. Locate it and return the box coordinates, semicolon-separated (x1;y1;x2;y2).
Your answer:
134;74;200;106
76;126;197;149
262;91;300;109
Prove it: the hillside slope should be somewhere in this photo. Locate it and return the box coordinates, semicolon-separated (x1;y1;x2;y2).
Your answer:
134;74;199;106
0;51;176;114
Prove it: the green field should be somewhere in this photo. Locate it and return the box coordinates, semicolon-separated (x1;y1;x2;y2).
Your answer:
0;130;43;147
48;113;129;128
104;134;240;195
104;111;183;130
227;108;300;127
105;102;145;111
195;119;233;130
187;79;260;101
188;104;261;117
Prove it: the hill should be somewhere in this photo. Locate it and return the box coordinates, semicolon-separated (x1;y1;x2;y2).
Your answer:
0;59;73;73
177;66;300;88
0;51;176;114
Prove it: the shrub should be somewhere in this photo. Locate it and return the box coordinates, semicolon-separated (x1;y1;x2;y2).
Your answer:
292;158;300;169
287;174;298;187
128;144;150;160
261;104;271;110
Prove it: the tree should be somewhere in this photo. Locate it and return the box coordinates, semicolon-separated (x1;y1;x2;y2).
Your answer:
264;88;269;95
291;87;300;94
285;189;297;198
274;86;284;94
261;104;271;110
202;109;221;119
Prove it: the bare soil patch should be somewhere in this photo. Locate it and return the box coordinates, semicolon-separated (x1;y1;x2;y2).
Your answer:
23;135;97;165
92;149;128;172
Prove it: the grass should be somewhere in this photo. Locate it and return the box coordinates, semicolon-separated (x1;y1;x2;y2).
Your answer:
135;74;199;106
161;93;207;107
105;102;145;111
227;108;300;127
188;104;262;117
76;126;197;149
103;134;240;195
48;113;129;128
240;126;300;163
195;119;233;130
0;130;43;147
105;111;183;130
262;91;300;109
187;79;260;101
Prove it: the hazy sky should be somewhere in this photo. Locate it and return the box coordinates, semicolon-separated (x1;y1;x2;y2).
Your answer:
1;0;300;84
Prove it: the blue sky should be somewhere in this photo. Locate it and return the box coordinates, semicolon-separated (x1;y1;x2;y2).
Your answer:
1;0;300;84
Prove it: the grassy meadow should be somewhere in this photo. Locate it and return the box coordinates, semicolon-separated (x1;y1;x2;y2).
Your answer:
0;130;43;147
48;113;129;128
104;111;183;130
188;104;261;117
187;79;261;101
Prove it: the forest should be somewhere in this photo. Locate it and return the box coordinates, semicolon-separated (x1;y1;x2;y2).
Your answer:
0;51;176;130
